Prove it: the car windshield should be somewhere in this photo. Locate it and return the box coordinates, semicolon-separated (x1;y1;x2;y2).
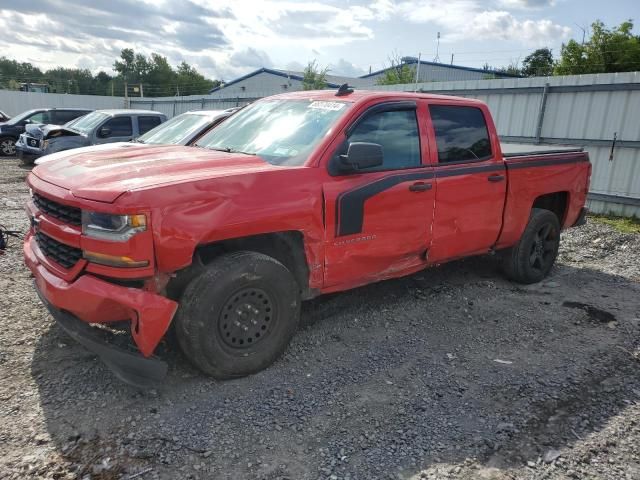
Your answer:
64;115;86;127
6;110;38;125
68;111;110;134
138;112;217;145
195;99;351;166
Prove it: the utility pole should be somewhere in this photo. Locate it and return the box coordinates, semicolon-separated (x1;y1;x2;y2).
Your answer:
434;32;441;63
124;79;129;108
111;81;114;96
574;23;587;45
140;83;144;98
450;53;454;65
414;52;421;92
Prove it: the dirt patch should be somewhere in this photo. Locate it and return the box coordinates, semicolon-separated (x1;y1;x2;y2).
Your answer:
1;158;639;480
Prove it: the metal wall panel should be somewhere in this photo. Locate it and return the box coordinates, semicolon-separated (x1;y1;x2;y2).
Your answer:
0;90;124;116
374;72;640;216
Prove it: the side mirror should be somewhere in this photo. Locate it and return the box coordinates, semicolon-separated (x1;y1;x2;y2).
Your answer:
98;127;111;138
339;142;383;171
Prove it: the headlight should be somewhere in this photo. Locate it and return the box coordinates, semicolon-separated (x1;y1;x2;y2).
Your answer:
82;211;147;241
42;140;49;149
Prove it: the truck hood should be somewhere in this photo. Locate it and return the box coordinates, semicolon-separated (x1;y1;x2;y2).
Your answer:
26;123;83;140
31;145;278;203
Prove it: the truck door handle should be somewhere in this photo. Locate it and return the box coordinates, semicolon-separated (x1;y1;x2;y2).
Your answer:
409;182;432;192
488;174;505;182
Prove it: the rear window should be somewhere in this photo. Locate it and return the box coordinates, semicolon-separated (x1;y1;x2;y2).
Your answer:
429;105;492;163
138;116;163;135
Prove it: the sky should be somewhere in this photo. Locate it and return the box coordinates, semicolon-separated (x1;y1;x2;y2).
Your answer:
0;0;636;82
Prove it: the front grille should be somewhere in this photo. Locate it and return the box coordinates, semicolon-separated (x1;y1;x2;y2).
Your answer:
26;136;40;148
33;193;81;226
35;231;82;269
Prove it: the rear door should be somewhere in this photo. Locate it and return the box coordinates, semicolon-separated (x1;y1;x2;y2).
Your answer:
426;103;506;262
322;101;435;288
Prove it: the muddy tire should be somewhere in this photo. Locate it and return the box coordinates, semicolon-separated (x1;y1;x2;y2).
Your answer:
0;137;16;157
502;208;561;284
175;251;300;379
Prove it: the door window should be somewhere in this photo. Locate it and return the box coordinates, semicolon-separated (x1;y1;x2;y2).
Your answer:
347;109;421;171
138;116;162;135
26;111;51;124
429;105;492;163
54;110;87;124
101;116;133;137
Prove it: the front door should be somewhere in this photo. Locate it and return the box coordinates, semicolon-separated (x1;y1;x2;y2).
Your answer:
323;103;435;289
95;116;134;144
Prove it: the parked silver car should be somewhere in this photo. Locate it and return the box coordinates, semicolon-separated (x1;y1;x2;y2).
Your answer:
16;109;166;165
34;109;239;165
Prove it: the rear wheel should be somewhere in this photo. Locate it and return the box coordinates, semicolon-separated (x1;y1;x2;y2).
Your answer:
502;208;561;284
175;251;300;379
0;137;16;156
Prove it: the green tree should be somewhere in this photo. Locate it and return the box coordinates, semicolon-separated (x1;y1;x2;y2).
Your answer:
302;60;329;90
376;54;416;85
176;61;218;96
555;20;640;75
521;48;554;76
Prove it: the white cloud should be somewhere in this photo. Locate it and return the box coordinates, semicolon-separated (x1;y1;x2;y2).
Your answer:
497;0;556;8
398;0;570;46
330;58;367;77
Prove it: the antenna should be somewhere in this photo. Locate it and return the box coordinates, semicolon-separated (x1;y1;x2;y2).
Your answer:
433;32;440;63
336;83;354;96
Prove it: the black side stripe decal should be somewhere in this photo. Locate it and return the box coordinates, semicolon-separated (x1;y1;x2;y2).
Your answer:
334;155;587;237
336;171;433;237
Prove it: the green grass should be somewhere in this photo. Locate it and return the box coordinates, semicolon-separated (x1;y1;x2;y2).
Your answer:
590;214;640;234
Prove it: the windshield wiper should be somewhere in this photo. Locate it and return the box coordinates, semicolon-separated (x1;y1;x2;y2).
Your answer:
208;146;256;156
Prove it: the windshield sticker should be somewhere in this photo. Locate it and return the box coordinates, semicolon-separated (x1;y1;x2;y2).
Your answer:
308;101;345;111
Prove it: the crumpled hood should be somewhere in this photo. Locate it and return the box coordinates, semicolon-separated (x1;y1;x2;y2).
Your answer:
32;144;278;203
26;123;82;140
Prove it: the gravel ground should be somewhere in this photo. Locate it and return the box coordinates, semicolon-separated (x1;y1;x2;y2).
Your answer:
1;158;639;480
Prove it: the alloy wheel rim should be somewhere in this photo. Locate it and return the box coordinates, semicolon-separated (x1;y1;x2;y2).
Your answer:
529;222;557;272
1;140;15;155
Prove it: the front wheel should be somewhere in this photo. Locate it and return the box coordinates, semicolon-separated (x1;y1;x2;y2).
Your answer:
0;137;16;156
175;251;300;379
502;208;561;284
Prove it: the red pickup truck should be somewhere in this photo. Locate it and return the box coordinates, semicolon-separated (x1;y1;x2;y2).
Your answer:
24;89;590;385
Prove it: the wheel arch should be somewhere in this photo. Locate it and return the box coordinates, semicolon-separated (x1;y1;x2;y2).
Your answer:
531;191;569;226
167;230;316;301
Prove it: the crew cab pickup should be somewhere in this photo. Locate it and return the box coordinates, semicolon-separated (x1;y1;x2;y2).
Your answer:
16;109;166;165
24;89;590;385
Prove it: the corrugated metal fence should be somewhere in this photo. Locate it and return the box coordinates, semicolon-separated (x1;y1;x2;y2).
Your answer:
2;73;638;216
128;94;264;118
376;72;640;217
0;90;124;116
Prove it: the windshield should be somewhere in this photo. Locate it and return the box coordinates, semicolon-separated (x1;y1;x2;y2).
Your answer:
68;111;110;134
64;115;85;127
7;109;38;125
138;112;216;145
196;99;351;166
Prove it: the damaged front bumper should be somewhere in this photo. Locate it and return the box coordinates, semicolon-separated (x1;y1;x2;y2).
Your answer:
25;234;178;387
35;285;168;387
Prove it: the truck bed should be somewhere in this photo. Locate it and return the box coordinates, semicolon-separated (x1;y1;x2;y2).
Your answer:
500;142;583;158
